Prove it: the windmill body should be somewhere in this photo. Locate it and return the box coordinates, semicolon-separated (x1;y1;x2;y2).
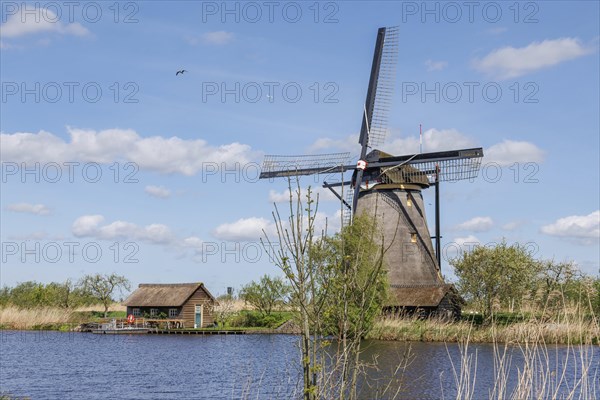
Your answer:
259;27;483;317
353;150;456;316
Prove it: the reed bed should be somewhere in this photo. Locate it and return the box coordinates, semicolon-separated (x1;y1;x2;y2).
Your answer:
0;306;75;330
0;304;127;330
368;312;599;345
447;326;599;399
73;303;126;312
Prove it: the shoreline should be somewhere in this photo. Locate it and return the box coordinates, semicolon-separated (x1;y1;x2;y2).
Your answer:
2;320;598;345
1;305;597;345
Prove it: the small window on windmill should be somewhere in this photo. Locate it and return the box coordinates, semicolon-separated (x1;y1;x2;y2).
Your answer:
406;195;412;207
410;233;417;243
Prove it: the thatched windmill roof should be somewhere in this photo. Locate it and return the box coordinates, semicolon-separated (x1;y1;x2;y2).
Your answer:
387;285;460;308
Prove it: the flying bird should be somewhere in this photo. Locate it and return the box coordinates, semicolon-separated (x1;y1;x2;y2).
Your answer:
176;69;187;76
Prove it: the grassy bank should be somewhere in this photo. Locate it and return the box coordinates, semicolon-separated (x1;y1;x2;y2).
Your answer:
0;305;291;331
0;305;126;330
368;313;600;345
3;304;598;345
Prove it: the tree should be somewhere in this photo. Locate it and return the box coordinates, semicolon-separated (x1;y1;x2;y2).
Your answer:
45;279;86;309
9;281;47;308
311;212;389;398
212;294;238;327
0;286;10;307
451;240;541;319
261;179;389;399
262;182;325;399
79;273;130;317
240;275;290;316
534;260;578;311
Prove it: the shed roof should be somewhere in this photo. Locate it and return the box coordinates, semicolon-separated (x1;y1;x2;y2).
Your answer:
387;285;455;307
123;283;214;307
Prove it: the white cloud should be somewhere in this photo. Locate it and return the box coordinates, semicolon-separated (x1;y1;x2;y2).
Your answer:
268;187;338;203
541;211;600;245
308;134;360;153
212;217;275;242
71;215;219;258
309;129;476;155
386;128;477;154
0;8;89;39
182;236;204;249
485;140;544;166
145;185;171;198
200;31;234;45
455;216;493;232
6;202;50;215
473;38;594;79
502;220;526;231
446;235;481;260
425;59;448;71
453;235;481;248
72;215;105;237
1;128;255;176
72;215;175;245
268;189;292;203
213;209;342;243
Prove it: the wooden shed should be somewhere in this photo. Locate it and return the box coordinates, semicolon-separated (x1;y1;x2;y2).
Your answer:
123;283;215;328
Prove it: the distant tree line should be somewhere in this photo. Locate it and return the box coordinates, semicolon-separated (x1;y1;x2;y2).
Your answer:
0;273;131;317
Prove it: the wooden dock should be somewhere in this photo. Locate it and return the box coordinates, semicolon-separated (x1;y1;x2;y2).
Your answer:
91;328;249;335
83;321;253;335
148;329;247;335
81;318;290;335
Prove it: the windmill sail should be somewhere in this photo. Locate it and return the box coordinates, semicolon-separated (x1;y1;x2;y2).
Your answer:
365;26;399;149
353;26;400;214
358;26;399;151
342;188;354;227
259;152;353;179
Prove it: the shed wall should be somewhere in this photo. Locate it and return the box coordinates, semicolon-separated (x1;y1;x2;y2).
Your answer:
180;287;214;328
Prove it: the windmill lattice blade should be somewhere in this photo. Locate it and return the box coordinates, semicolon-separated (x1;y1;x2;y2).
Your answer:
384;154;483;183
260;152;353;179
342;187;354;227
368;26;399;148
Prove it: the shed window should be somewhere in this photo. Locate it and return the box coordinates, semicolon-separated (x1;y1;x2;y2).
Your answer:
169;308;179;318
150;308;158;317
132;308;140;317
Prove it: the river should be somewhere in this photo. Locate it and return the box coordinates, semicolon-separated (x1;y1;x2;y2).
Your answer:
1;331;598;399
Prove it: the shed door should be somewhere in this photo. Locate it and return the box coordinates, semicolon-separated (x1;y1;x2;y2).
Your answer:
194;304;203;328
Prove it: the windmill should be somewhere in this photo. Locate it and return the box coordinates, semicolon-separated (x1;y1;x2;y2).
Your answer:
259;27;483;317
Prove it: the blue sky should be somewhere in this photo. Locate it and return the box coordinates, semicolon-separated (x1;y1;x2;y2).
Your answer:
1;1;599;295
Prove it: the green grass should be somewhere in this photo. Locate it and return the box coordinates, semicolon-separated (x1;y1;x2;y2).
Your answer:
224;310;294;329
73;310;126;320
172;326;272;332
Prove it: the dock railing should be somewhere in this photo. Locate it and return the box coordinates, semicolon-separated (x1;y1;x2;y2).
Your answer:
106;317;187;330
